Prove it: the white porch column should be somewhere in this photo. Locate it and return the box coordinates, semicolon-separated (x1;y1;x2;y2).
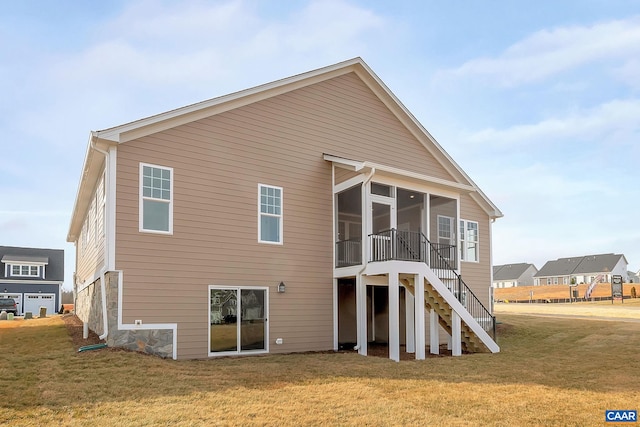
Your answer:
451;311;462;356
429;308;439;355
356;275;367;356
389;272;400;362
333;278;338;351
370;286;375;342
415;274;425;360
405;286;415;354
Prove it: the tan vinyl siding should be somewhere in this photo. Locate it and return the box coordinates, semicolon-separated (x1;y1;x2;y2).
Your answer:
76;169;106;283
114;71;467;359
459;193;492;309
335;168;360;185
115;135;333;359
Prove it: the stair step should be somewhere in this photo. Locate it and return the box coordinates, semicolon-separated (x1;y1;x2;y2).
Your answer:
400;276;494;354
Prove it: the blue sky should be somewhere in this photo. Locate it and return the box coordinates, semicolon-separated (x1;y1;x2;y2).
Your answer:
2;0;639;289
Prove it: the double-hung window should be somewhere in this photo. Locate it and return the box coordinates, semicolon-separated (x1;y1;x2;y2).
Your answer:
459;219;479;262
140;163;173;234
258;184;283;244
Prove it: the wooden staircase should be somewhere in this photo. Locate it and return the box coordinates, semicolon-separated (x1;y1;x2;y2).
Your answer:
366;228;499;354
402;277;490;353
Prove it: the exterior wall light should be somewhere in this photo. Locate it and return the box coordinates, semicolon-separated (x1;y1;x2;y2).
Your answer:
278;282;286;293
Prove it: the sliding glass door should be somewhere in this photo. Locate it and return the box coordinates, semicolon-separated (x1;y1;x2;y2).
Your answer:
209;287;268;356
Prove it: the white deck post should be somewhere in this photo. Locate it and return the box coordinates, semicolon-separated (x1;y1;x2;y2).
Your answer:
333;278;338;351
389;272;400;362
356;275;367;356
415;273;425;360
429;308;439;355
451;311;462;356
370;286;375;342
405;286;415;354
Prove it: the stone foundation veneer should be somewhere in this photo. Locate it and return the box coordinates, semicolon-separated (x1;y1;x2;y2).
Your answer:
75;272;174;358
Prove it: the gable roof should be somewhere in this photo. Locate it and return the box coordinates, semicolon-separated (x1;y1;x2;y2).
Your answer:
0;246;64;281
534;253;627;278
68;57;502;241
493;263;537;281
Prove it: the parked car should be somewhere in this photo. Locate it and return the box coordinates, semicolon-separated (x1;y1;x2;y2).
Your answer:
0;298;18;315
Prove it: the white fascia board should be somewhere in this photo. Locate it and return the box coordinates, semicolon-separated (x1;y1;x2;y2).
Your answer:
363;161;475;193
323;154;474;194
323;154;366;172
1;280;63;285
1;259;48;266
67;135;115;242
67;133;96;242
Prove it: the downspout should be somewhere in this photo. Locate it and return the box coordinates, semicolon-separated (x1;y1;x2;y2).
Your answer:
91;137;110;340
97;270;108;340
354;167;375;351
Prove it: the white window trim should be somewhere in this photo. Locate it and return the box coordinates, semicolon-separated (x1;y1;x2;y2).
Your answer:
459;219;479;263
208;285;269;357
258;184;283;245
139;162;174;235
9;264;42;278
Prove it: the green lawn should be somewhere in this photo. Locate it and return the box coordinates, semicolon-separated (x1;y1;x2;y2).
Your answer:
0;314;638;426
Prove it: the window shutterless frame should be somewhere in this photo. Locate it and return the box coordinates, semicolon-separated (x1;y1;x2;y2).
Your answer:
459;219;479;263
9;264;40;277
258;184;283;244
139;162;174;234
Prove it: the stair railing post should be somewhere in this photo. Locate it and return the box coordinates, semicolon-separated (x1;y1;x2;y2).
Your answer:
492;316;496;340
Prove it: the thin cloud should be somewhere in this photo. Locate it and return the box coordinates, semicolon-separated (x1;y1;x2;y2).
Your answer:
437;16;640;86
53;0;385;90
465;98;640;148
20;0;386;140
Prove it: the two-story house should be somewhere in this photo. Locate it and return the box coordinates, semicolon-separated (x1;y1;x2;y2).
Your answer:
534;254;628;286
67;58;502;361
0;246;64;315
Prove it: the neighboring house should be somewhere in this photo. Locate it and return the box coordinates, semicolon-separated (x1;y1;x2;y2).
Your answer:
67;58;502;361
534;254;628;286
628;270;640;283
0;246;64;315
492;263;538;288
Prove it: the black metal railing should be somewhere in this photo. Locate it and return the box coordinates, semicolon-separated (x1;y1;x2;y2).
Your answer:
368;228;496;338
335;239;362;267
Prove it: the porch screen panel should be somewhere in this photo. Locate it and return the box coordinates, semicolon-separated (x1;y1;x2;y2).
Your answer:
336;185;362;267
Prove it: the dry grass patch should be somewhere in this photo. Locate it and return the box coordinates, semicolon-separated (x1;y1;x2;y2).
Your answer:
495;298;640;319
1;314;638;426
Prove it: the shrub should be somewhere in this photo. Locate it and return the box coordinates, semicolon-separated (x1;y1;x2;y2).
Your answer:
631;287;637;299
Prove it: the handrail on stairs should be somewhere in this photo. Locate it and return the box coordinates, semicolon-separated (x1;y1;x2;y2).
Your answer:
368;229;496;338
